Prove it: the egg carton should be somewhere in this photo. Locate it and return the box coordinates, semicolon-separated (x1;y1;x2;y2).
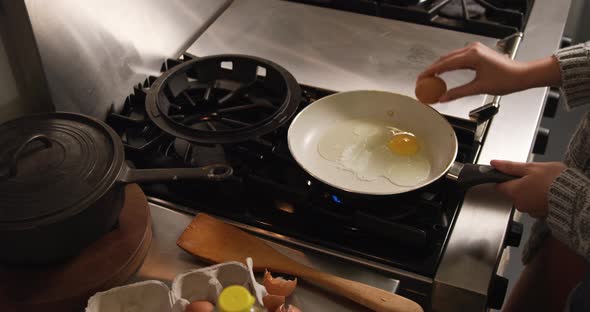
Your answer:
85;259;267;312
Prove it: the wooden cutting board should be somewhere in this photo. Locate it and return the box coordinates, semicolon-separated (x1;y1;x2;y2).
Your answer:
0;183;152;312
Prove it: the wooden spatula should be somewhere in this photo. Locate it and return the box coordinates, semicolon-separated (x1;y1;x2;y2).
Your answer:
177;213;424;312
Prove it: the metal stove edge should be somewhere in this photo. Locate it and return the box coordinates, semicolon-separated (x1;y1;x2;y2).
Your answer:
433;0;573;310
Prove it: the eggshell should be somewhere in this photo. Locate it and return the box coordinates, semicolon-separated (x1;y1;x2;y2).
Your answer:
275;304;303;312
415;76;447;104
263;270;297;297
263;294;285;312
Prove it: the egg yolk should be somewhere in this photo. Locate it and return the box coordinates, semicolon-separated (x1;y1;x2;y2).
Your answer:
388;134;420;156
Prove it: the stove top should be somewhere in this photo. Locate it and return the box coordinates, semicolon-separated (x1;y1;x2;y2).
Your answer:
107;53;482;277
284;0;534;38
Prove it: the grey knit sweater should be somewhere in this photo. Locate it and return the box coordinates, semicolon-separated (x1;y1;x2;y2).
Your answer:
523;42;590;264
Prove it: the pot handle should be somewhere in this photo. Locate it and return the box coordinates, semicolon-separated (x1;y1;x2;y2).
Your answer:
448;163;517;189
7;134;53;177
117;163;233;183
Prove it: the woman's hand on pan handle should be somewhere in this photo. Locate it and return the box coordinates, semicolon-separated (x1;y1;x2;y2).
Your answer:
490;160;566;218
418;42;562;103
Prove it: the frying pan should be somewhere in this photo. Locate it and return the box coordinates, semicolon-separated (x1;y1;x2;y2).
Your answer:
287;90;515;195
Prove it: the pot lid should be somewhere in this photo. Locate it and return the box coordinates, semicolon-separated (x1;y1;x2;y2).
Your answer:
0;112;124;226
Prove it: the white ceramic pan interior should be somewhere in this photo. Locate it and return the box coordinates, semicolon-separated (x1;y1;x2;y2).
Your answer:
287;90;458;195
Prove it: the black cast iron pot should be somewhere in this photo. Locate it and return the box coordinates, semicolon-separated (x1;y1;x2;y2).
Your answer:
0;112;232;264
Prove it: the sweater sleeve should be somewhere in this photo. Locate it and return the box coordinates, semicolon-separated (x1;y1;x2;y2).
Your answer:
546;167;590;261
554;42;590;109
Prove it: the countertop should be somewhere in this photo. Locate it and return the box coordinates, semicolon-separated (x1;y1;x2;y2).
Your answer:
129;202;401;311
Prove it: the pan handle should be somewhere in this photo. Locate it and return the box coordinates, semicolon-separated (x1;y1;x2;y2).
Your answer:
448;163;517;189
117;163;233;183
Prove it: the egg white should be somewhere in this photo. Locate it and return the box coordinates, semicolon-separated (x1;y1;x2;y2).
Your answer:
317;118;431;187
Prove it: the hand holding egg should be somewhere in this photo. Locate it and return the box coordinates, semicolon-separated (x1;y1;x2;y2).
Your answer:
415;76;447;104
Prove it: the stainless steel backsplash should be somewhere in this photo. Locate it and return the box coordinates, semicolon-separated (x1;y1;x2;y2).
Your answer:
3;0;232;121
0;0;53;123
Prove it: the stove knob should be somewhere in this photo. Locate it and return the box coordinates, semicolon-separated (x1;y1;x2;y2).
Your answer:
487;275;508;309
533;127;550;155
505;221;523;248
468;101;499;121
561;36;573;48
543;88;560;118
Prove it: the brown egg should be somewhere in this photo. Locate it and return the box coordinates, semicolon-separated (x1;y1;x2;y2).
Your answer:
185;300;214;312
415;76;447;104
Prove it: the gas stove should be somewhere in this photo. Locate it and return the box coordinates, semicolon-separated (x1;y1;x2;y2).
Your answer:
284;0;534;38
107;52;485;286
18;0;570;309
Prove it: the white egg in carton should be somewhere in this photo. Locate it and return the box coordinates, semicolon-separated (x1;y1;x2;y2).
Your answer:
85;258;267;312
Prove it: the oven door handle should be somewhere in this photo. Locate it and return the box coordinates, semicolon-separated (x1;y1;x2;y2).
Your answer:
354;211;428;247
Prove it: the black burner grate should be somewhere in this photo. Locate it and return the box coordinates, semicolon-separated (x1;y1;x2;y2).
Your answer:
144;54;301;144
285;0;534;38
